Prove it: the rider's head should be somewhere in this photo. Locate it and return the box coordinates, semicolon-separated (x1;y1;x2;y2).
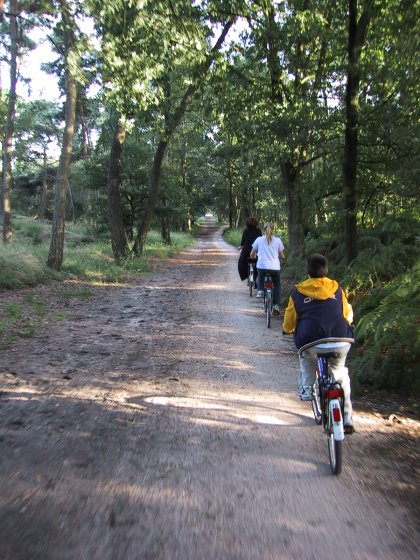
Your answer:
307;253;328;278
246;216;259;228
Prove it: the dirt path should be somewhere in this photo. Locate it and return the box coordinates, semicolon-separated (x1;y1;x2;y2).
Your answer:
0;219;419;560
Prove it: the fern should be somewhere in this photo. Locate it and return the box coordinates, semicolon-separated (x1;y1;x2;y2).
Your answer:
351;262;420;395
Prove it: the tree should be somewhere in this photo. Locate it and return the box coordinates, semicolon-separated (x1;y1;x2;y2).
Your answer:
107;118;128;261
89;0;237;258
343;0;373;263
2;0;21;243
47;0;78;270
14;99;62;221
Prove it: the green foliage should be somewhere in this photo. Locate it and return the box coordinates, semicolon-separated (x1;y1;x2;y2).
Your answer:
6;303;22;318
0;217;195;289
25;294;47;313
24;222;45;245
223;228;241;247
0;244;56;289
60;231;194;282
351;262;420;395
342;215;419;294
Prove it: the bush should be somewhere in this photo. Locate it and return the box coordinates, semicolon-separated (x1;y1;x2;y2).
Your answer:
0;244;56;289
351;261;420;395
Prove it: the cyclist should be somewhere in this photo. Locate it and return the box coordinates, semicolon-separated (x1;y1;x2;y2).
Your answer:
238;216;262;283
250;222;285;316
282;253;355;433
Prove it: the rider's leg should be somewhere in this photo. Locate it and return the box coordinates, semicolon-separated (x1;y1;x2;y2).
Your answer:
298;348;317;393
328;346;353;421
257;268;264;292
271;270;281;306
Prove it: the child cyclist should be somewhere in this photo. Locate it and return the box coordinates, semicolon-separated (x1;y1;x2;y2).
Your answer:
250;222;285;316
282;253;355;433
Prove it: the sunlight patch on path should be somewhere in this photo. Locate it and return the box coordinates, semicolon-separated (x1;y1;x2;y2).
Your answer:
144;394;306;428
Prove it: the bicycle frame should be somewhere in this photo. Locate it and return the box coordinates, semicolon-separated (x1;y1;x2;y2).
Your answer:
247;259;256;297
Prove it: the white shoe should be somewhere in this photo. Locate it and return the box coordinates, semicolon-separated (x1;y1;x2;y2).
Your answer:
272;305;280;316
298;385;312;401
344;414;355;434
256;291;263;298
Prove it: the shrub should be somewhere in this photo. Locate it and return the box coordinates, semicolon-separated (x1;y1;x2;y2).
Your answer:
0;244;55;289
351;261;420;395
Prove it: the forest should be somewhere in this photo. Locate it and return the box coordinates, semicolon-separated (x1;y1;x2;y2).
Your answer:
0;1;419;396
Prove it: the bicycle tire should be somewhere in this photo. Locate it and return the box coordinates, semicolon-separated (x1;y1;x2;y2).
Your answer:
328;417;343;475
248;266;253;297
311;379;322;425
266;293;271;328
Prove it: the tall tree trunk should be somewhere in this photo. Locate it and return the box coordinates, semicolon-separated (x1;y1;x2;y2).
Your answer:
133;139;167;255
107;120;128;260
281;161;306;257
228;160;234;228
2;0;20;244
161;214;171;245
79;99;90;156
39;146;47;222
343;0;372;263
133;19;235;256
68;183;75;222
47;2;77;270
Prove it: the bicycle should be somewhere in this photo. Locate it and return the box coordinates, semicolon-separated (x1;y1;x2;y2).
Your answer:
263;271;274;328
247;258;257;297
306;348;346;475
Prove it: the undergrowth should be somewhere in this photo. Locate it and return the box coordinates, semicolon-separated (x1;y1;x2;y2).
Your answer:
0;218;195;289
351;262;420;395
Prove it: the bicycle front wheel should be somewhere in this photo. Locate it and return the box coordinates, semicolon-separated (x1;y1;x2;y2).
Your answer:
312;380;322;425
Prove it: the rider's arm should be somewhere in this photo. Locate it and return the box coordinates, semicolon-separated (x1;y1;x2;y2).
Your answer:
341;290;354;324
282;296;298;333
250;239;258;260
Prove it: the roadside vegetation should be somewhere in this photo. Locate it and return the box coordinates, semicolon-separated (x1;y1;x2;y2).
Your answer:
0;216;196;288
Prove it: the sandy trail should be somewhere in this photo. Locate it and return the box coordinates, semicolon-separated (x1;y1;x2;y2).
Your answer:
0;219;418;559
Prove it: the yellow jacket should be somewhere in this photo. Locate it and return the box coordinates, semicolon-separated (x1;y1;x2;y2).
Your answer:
283;277;353;335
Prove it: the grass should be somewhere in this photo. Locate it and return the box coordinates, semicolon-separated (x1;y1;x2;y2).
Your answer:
223;228;241;248
0;217;196;289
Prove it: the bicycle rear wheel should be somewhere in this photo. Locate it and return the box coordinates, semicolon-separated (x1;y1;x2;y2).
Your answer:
311;378;322;425
327;411;343;475
266;292;271;328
